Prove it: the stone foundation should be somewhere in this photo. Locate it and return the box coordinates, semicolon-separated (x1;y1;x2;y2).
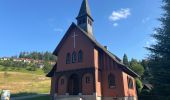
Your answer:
102;96;137;100
55;93;99;100
54;93;137;100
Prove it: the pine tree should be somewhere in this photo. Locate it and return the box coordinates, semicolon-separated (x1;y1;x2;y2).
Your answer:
141;60;151;80
123;54;129;67
147;0;170;99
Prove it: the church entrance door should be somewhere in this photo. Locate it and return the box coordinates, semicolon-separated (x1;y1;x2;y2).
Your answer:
68;74;79;95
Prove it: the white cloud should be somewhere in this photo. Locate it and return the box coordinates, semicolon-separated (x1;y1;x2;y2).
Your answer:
153;30;157;34
109;8;131;22
53;28;63;33
142;17;150;23
113;23;118;27
145;38;156;47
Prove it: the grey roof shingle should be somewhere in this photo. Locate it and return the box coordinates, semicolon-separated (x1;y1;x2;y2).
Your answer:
77;0;93;20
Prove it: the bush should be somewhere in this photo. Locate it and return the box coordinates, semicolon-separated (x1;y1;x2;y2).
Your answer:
136;78;143;94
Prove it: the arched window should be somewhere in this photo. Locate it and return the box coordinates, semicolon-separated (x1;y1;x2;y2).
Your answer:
108;74;116;88
86;76;91;84
127;77;134;89
78;50;83;62
61;79;64;85
66;53;70;64
72;51;76;63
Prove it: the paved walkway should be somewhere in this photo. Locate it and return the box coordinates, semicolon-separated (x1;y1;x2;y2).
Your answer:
10;93;49;100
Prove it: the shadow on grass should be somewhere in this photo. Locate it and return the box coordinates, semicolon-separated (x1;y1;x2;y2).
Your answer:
11;92;51;100
11;92;38;97
21;95;51;100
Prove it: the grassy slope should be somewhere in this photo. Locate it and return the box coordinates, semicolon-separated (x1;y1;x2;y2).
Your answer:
0;65;45;75
0;71;51;96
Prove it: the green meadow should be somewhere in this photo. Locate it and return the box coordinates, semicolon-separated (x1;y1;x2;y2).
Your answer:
0;69;51;97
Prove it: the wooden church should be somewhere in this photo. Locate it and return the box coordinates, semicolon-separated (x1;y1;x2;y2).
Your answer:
47;0;139;100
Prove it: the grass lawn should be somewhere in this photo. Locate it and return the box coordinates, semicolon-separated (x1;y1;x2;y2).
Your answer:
0;71;51;96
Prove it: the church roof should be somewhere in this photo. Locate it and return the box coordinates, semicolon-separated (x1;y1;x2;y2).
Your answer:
76;0;93;21
52;23;139;77
46;63;57;77
143;84;153;90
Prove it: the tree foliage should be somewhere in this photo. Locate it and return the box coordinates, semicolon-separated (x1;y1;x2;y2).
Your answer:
141;60;151;81
43;61;52;73
146;0;170;99
19;51;57;61
130;59;144;76
123;54;129;67
136;78;143;94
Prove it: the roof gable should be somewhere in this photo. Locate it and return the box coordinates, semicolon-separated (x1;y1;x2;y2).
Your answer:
53;23;76;55
53;22;139;77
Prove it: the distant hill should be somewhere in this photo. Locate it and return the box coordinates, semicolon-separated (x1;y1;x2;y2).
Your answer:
18;51;57;62
0;51;57;74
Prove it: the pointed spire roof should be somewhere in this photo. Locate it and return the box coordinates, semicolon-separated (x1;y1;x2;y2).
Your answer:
77;0;93;20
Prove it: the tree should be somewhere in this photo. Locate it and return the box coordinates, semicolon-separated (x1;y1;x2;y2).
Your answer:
146;0;170;99
19;52;24;58
141;60;151;81
31;64;37;71
123;54;129;67
130;59;144;76
43;61;52;73
18;51;57;61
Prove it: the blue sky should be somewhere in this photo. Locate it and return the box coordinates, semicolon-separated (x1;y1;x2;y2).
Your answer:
0;0;162;60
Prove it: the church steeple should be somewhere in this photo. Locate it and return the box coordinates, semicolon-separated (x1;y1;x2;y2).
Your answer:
76;0;94;36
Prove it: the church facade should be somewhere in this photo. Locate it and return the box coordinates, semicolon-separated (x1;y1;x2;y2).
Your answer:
47;0;139;100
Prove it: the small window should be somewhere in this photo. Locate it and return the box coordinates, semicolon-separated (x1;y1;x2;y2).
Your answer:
108;74;116;88
61;79;64;85
88;19;92;26
127;77;134;89
66;53;70;64
86;76;91;84
78;50;83;62
90;21;92;26
72;51;76;63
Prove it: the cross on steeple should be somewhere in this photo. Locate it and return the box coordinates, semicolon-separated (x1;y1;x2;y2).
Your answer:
72;32;78;48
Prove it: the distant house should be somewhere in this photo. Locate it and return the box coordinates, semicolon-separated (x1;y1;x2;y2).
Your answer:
37;63;45;69
22;58;32;63
48;61;56;66
0;57;10;61
142;83;153;92
13;58;23;62
33;60;43;64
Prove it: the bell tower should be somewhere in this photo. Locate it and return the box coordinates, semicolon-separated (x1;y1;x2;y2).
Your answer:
76;0;94;36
